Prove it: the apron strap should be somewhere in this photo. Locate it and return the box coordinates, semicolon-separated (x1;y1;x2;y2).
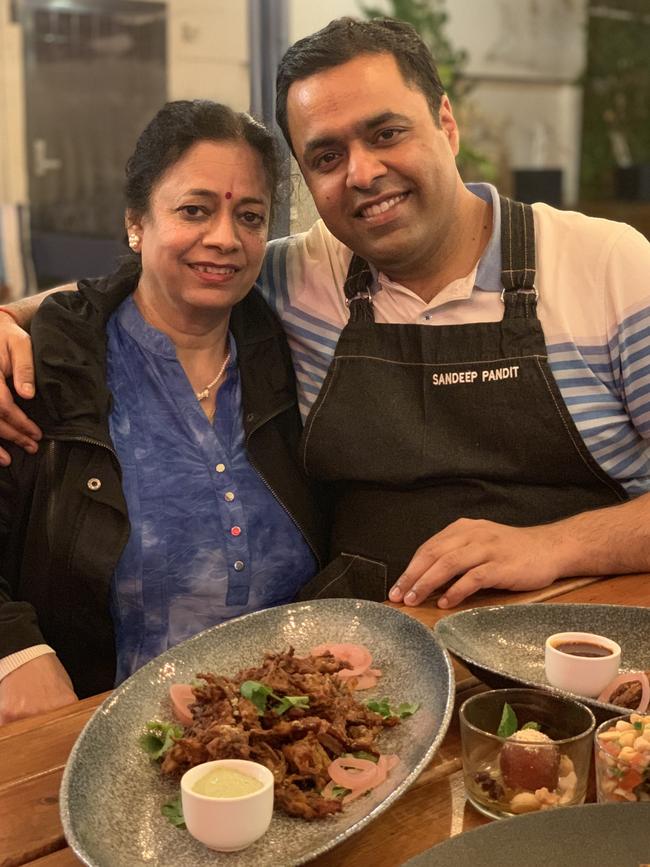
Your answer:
343;253;374;323
499;196;538;318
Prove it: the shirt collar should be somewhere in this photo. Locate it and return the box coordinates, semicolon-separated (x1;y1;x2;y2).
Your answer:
370;182;503;301
114;294;238;365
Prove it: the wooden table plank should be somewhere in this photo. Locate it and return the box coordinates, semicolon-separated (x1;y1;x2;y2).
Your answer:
1;574;647;867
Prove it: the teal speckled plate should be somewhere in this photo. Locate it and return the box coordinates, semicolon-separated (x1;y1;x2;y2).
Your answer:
434;603;650;718
60;599;454;867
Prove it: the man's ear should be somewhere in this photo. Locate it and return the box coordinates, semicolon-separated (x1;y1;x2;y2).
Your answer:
438;95;460;157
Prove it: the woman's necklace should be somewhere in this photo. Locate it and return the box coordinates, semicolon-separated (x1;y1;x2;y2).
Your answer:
195;351;231;401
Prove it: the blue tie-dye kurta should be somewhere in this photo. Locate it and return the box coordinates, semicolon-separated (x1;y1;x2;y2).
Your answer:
105;296;317;684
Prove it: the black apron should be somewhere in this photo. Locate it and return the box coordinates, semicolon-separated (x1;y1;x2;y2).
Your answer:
296;197;628;602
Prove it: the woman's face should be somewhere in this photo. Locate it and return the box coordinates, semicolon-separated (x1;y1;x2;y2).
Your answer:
131;139;271;325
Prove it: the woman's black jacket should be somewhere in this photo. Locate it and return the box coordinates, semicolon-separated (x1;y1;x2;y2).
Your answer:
0;270;327;697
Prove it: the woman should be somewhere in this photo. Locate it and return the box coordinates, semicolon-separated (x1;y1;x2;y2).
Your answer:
0;101;326;723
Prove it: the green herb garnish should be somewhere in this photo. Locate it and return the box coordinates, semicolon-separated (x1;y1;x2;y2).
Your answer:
331;785;351;799
139;720;184;760
497;703;519;738
161;794;186;828
497;703;542;738
366;697;420;719
239;680;310;716
395;702;420;719
353;751;379;763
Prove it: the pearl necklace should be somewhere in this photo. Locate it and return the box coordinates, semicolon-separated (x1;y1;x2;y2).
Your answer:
195;351;231;401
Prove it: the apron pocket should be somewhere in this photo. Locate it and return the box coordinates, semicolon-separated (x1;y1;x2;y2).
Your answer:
295;553;388;603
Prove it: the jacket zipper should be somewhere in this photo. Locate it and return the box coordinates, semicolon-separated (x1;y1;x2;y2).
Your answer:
48;433;118;461
245;409;323;570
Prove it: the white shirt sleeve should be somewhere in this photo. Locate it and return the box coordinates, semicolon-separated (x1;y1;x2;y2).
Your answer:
0;644;56;681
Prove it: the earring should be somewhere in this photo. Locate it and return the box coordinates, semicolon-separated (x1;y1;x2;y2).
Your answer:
127;229;140;250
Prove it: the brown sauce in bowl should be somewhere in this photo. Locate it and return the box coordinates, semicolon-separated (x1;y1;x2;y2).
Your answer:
552;641;613;658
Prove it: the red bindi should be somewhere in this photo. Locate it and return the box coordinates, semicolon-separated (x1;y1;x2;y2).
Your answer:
225;191;232;199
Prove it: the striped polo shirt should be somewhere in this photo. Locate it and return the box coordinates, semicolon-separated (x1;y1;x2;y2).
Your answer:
257;183;650;497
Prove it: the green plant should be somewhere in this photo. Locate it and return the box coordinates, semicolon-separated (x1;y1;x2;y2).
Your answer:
580;0;650;199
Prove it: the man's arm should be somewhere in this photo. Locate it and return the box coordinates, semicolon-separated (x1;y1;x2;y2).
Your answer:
0;653;78;724
0;287;70;465
389;492;650;608
0;455;78;723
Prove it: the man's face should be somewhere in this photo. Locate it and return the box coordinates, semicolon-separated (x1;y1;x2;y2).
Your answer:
287;52;463;285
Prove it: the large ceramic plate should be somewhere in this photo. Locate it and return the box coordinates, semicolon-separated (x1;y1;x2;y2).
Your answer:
404;803;650;866
61;599;454;867
434;603;650;717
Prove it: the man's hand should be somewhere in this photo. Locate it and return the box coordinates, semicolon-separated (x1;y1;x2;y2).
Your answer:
0;653;78;724
388;518;561;609
0;312;41;466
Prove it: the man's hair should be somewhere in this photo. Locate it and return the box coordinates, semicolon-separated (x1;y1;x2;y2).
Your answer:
276;17;446;152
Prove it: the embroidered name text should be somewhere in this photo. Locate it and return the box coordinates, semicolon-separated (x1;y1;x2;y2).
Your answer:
431;365;520;386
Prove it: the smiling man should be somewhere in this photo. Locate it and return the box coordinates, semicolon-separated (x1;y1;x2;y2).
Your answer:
1;18;650;611
257;17;650;608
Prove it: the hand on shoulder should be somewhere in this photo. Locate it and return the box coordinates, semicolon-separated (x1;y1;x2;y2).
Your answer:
0;308;41;466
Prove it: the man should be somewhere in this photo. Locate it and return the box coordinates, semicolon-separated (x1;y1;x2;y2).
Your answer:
2;17;650;613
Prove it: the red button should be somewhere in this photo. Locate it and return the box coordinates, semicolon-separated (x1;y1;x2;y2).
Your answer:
230;526;242;537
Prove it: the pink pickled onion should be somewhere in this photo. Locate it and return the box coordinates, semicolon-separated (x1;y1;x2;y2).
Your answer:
597;671;650;712
328;756;379;790
327;753;400;805
169;683;195;726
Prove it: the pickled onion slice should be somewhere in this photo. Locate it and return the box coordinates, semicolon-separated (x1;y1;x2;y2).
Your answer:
328;756;379;790
169;683;195;726
597;671;650;712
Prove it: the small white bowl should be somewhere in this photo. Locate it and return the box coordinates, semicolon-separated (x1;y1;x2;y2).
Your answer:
180;759;274;851
544;631;621;699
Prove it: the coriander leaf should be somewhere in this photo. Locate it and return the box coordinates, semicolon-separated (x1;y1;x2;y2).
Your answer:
497;703;518;739
240;680;273;714
521;721;541;731
161;794;186;828
353;751;379;763
366;697;392;718
274;695;310;716
396;702;420;719
139;720;184;760
331;785;351;799
366;697;419;719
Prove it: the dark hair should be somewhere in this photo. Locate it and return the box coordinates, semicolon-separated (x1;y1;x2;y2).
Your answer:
124;99;279;241
276;17;446;152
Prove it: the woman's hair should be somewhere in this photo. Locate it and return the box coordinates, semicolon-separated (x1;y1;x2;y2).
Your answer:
125;99;279;221
276;17;446;155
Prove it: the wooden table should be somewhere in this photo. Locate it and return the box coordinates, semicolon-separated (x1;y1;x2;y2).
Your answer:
2;573;648;867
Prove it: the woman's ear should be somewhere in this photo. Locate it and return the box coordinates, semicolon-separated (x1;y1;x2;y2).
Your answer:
125;211;143;252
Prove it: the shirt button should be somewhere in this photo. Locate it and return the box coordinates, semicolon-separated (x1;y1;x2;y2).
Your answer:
224;491;235;502
216;463;226;473
234;560;245;571
424;314;432;321
87;478;102;491
231;526;242;537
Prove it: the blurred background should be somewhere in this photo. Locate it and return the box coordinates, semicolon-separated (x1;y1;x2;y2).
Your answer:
0;0;648;296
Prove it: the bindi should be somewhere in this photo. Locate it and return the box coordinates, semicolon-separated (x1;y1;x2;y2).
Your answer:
225;191;232;200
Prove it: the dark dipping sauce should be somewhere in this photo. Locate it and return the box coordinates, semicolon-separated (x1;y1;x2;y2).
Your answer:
553;640;613;658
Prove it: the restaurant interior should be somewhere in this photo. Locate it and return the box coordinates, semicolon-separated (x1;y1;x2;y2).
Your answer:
1;1;649;866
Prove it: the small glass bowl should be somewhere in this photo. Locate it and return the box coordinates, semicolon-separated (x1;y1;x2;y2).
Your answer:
594;712;650;804
459;688;595;820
